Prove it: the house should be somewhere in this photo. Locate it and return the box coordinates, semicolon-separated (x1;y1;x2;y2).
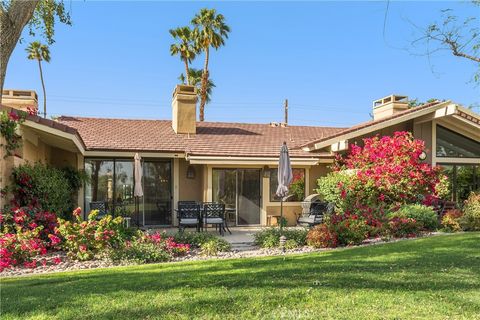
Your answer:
1;86;479;227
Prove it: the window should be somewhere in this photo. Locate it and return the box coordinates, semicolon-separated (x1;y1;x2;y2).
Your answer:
436;125;480;158
439;164;480;203
269;168;305;202
84;159;135;216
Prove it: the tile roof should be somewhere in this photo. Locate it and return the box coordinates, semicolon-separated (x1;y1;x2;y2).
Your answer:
300;100;444;149
56;116;345;158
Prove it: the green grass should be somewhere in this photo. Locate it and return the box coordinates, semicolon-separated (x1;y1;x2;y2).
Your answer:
1;233;480;320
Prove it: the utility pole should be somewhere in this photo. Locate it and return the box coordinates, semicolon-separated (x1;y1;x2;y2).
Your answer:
284;98;288;125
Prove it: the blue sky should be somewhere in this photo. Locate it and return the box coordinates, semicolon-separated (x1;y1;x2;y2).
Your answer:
5;1;479;127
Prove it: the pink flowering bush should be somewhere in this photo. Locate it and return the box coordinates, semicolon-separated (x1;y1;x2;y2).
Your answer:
329;131;442;210
1;206;58;244
108;232;190;263
55;208;125;260
0;205;62;271
0;226;48;271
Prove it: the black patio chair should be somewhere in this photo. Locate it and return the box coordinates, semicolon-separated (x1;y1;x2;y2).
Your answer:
203;202;226;236
297;202;333;227
89;201;108;220
177;202;201;232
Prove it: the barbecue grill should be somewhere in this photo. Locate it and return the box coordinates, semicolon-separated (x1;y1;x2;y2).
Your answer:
297;194;332;227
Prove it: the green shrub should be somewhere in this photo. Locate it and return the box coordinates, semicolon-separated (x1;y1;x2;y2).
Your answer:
284;239;299;250
316;171;353;211
332;216;370;246
172;231;217;248
200;238;231;256
108;232;190;263
56;209;125;260
254;228;308;248
390;204;439;231
108;241;172;263
11;163;87;219
441;209;463;232
460;192;480;231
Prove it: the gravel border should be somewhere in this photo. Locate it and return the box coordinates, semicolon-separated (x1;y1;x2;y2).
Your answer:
0;232;452;278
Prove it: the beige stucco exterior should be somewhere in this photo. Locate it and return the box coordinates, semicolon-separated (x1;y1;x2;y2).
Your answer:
2;93;479;226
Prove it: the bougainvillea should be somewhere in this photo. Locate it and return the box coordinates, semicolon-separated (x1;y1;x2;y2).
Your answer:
0;107;36;158
0;206;58;245
107;232;190;263
0;227;48;271
333;131;442;210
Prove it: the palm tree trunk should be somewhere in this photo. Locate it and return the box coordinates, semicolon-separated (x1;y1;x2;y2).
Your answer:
37;59;46;118
199;47;209;122
0;1;39;102
183;58;190;85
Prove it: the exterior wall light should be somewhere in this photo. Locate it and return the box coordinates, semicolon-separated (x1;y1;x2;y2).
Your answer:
186;165;196;179
418;151;427;161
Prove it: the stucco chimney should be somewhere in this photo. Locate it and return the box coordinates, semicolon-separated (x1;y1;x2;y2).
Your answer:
1;89;38;112
172;85;197;134
372;94;408;120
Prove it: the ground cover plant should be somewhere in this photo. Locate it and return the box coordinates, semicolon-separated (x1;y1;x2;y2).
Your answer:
253;227;308;248
1;233;479;320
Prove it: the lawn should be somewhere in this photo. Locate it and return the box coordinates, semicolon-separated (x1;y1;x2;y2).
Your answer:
1;233;479;320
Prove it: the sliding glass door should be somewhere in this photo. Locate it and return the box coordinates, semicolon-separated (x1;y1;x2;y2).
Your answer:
212;168;262;226
237;169;261;225
85;158;172;226
143;161;172;226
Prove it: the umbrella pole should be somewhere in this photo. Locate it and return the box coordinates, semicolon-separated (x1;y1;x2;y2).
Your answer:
280;198;283;233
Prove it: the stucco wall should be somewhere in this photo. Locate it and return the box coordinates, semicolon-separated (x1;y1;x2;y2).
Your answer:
308;164;331;196
266;204;302;226
413;121;433;164
178;159;204;202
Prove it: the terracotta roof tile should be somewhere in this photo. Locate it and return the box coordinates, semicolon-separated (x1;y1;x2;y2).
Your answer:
57;116;345;158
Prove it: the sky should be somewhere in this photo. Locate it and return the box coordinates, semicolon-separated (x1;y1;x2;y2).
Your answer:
5;1;479;127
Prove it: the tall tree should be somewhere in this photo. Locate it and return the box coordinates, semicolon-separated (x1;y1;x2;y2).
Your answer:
26;41;50;118
191;8;230;121
179;68;215;105
169;26;197;85
0;0;70;99
409;1;480;83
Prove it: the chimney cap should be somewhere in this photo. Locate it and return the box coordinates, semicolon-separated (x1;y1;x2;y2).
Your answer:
172;84;197;98
373;94;408;108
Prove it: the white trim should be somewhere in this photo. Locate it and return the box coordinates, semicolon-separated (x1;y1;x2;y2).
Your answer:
331;140;348;152
84;151;184;158
432;120;437;166
435;158;480;164
22;120;85;154
304;101;453;151
413;104;458;125
188;155;320;166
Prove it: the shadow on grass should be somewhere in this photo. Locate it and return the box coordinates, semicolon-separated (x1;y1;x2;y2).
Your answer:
2;233;479;319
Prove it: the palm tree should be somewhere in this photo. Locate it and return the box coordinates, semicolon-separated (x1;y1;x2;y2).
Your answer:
178;68;215;105
192;8;230;121
169;26;198;85
26;41;50;118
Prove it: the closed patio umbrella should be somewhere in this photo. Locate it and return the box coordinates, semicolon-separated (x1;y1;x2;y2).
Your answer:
276;141;293;234
134;153;143;227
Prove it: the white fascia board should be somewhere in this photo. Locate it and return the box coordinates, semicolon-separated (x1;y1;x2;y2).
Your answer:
83;151;185;158
22;120;85;154
187;155;322;166
310;101;452;151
